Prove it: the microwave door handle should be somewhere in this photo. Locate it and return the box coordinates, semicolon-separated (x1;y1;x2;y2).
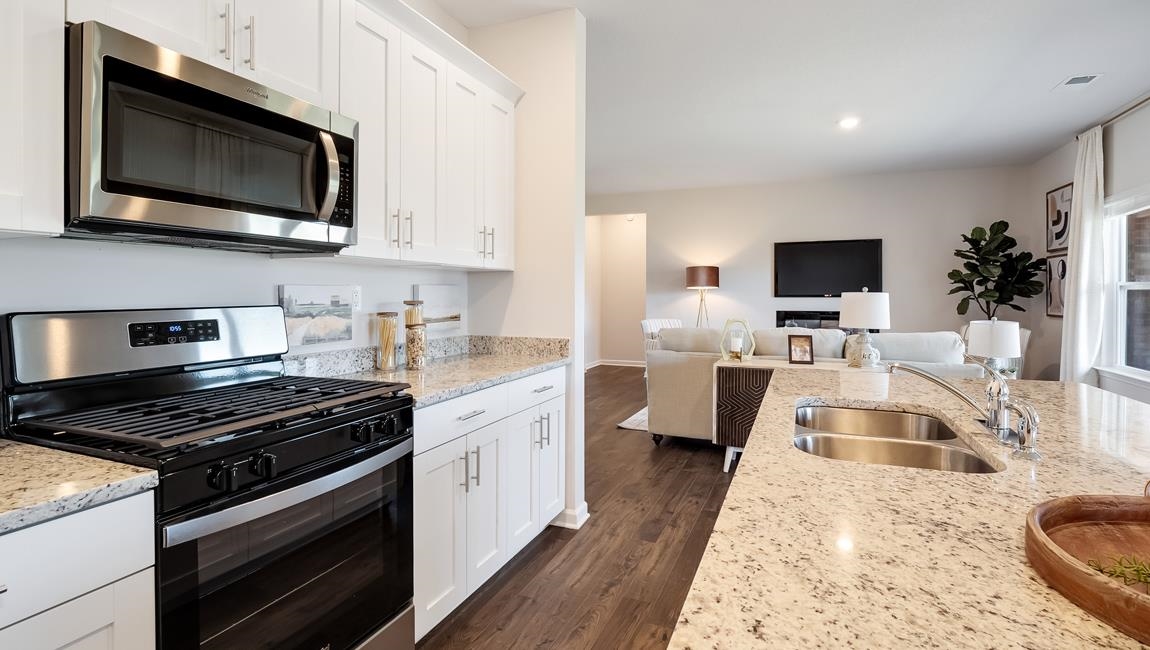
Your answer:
316;131;340;224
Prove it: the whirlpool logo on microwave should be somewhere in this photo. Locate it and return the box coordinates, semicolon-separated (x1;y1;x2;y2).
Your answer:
245;86;270;100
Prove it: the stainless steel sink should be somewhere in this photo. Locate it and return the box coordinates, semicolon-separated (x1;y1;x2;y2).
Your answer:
793;433;998;474
795;406;958;441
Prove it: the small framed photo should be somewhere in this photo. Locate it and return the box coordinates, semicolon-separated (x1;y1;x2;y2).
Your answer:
1046;182;1073;252
788;334;815;364
1047;255;1067;318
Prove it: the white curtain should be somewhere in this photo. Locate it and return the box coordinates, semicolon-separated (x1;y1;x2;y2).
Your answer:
1059;126;1107;384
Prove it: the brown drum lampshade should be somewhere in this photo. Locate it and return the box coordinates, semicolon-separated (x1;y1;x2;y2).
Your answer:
685;266;719;290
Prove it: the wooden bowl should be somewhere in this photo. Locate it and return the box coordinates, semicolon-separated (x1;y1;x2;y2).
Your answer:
1025;495;1150;644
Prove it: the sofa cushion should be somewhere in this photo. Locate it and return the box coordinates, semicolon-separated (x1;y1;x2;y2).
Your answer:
847;331;965;364
752;328;847;359
657;328;722;353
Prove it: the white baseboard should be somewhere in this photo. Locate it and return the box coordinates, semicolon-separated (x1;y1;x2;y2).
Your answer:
550;502;590;530
598;359;645;368
585;360;601;370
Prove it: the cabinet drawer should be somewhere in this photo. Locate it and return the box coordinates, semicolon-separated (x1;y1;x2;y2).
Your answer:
415;384;508;455
0;492;154;629
508;367;566;414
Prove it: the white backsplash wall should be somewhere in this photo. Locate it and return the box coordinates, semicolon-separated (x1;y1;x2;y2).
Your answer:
0;237;468;351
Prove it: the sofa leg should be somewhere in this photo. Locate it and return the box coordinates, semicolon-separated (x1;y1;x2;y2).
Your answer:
651;434;664;446
723;446;743;473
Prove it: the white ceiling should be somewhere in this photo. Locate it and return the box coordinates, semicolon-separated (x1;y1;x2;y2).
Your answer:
436;0;1150;195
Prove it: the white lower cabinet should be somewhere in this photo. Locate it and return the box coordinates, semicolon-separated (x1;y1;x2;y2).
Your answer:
0;492;155;649
0;568;154;650
414;370;567;640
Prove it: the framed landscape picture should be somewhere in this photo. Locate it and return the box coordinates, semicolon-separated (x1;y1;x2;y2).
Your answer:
1046;255;1067;318
1046;182;1073;252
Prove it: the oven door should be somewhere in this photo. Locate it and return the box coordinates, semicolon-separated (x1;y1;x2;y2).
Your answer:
158;439;412;650
68;21;356;251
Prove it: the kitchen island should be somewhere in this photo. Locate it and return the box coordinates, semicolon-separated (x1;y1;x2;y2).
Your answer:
671;369;1150;649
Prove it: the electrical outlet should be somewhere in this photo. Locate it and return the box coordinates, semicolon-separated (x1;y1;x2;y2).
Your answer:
351;286;362;311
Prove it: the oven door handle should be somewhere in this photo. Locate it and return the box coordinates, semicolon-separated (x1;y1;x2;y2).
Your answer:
316;131;340;224
162;438;412;548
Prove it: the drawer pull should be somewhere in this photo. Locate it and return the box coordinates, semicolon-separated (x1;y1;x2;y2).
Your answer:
531;385;555;394
458;409;487;422
0;584;6;595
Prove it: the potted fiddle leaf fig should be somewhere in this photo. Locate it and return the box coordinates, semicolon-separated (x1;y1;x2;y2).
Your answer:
948;220;1046;318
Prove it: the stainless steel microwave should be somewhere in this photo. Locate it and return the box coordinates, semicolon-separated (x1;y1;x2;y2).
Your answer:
66;21;357;254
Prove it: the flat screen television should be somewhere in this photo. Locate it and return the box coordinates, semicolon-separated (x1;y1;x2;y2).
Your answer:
774;239;882;297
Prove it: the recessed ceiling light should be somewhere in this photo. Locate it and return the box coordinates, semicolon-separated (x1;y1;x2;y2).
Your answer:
838;116;861;130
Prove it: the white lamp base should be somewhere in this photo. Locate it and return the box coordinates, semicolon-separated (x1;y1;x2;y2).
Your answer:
847;331;882;368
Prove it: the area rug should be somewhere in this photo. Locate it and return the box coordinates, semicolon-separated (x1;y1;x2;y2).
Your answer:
617;407;648;431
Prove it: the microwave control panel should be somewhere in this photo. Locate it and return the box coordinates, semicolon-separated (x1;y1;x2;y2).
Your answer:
129;319;220;347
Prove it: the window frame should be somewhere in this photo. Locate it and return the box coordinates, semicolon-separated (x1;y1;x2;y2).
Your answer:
1110;205;1150;376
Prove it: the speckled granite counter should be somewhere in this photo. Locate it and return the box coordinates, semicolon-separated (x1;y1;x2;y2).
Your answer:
671;369;1150;649
0;440;156;535
333;353;569;408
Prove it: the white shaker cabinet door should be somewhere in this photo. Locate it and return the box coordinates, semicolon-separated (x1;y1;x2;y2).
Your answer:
234;0;340;109
0;0;64;235
413;436;468;640
67;0;231;70
465;420;508;592
504;407;540;557
442;65;485;268
399;33;448;263
0;568;154;650
537;396;566;524
338;0;401;260
482;91;516;270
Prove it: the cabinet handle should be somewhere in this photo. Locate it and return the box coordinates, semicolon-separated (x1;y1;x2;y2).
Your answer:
460;453;469;493
542;413;551;446
488;228;496;259
531;385;554;394
0;584;7;595
535;418;543;448
478;227;487;257
390;210;401;247
406;211;414;248
458;409;486;421
219;4;232;60
244;15;255;70
473;446;481;486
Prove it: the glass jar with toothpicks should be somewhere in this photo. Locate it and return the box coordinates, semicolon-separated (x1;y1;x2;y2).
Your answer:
373;312;398;371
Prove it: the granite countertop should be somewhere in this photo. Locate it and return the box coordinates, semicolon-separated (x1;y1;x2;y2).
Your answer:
671;369;1150;649
0;440;157;535
334;353;570;408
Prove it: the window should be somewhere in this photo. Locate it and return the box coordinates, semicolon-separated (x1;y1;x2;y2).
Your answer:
1116;208;1150;371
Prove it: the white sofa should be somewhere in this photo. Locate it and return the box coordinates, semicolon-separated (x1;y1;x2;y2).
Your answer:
645;327;981;445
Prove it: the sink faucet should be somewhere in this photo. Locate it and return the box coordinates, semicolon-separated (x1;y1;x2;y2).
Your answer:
886;361;1041;460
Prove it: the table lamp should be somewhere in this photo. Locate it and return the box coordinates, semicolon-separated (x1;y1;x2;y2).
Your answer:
841;287;890;368
686;266;719;327
967;318;1021;360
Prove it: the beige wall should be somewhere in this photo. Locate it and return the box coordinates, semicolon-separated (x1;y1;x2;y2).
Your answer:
588;166;1031;337
584;215;602;366
1018;141;1076;379
467;9;589;527
585;213;646;365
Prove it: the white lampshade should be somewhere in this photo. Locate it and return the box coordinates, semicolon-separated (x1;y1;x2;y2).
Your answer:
840;289;890;330
967;318;1021;358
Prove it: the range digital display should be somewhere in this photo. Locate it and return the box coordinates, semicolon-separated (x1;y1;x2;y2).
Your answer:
129;319;220;347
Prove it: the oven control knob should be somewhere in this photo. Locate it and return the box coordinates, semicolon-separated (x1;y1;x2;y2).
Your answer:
352;422;373;443
207;463;239;492
249;452;278;479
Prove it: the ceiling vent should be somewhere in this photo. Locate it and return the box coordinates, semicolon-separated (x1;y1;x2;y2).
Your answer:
1053;74;1103;92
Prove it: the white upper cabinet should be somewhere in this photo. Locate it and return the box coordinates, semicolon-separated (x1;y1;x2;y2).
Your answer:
235;0;339;109
67;0;230;69
444;65;485;266
0;0;64;235
339;0;401;260
68;0;339;109
399;33;449;263
483;91;516;270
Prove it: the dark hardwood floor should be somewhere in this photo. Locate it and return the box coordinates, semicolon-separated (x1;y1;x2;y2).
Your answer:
418;365;732;650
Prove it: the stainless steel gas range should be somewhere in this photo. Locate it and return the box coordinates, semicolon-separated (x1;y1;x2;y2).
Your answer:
0;306;413;650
